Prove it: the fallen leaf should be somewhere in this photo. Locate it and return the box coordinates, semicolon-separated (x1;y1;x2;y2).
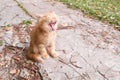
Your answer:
16;69;20;75
10;69;17;74
26;60;33;64
13;57;21;61
0;62;5;66
0;61;7;66
4;26;13;31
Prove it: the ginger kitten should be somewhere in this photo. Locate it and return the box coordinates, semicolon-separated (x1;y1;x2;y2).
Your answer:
26;12;59;62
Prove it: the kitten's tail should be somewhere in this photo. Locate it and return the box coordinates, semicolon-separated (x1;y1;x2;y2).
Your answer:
26;52;43;63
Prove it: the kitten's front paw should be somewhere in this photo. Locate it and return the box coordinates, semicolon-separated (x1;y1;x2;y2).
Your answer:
50;52;59;58
41;53;49;59
36;55;43;63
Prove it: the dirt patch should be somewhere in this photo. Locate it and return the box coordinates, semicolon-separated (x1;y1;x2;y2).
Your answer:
0;46;42;80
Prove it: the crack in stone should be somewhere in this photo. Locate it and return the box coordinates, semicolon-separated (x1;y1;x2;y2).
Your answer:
13;0;34;18
64;73;70;80
58;57;81;75
81;72;91;80
11;14;19;20
56;57;88;80
70;55;82;69
97;70;109;80
34;64;44;80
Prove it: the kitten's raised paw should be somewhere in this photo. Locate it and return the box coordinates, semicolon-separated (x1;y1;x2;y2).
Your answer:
50;52;59;58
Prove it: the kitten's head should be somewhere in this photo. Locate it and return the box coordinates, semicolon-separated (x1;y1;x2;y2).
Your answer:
38;12;59;32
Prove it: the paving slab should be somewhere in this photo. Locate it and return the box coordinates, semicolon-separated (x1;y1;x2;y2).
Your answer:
15;0;120;80
0;0;120;80
0;0;31;26
38;27;120;80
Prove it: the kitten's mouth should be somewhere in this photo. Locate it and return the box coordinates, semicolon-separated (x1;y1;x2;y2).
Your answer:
49;22;57;31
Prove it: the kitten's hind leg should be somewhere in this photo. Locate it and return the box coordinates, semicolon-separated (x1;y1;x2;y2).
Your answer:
26;44;43;62
26;53;43;63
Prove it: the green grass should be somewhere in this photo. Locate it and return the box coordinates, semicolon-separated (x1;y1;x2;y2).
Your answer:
0;40;3;46
58;0;120;27
22;20;32;26
4;24;11;27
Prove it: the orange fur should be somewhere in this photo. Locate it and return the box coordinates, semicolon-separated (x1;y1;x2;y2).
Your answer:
26;12;59;62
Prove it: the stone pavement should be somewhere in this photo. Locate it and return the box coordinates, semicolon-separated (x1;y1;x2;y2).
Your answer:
0;0;31;26
0;0;120;80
